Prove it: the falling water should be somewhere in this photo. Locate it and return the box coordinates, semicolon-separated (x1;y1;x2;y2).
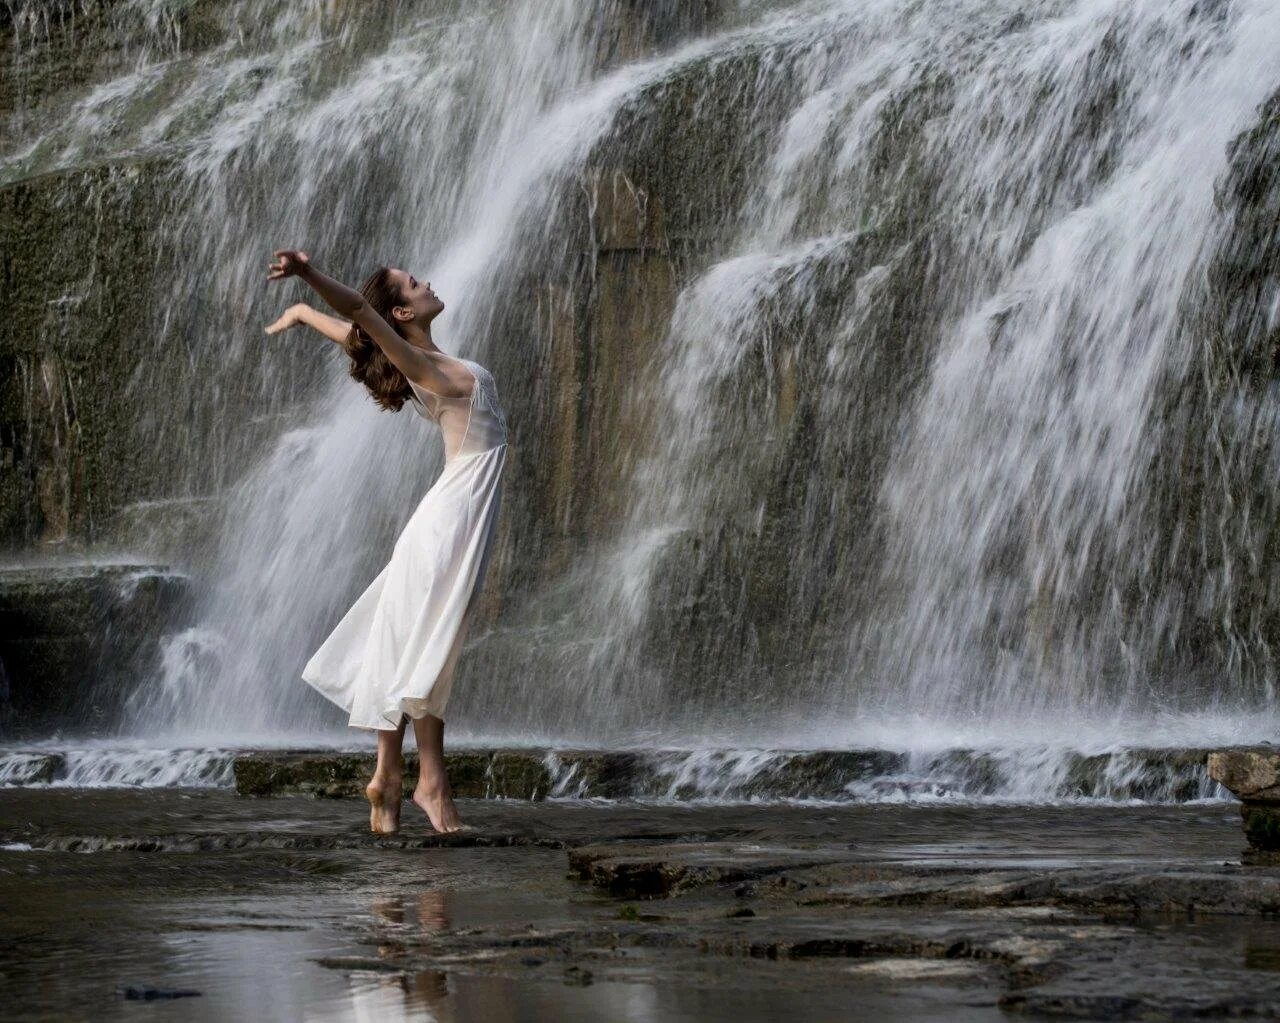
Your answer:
467;0;1280;747
5;0;1280;762
860;0;1280;728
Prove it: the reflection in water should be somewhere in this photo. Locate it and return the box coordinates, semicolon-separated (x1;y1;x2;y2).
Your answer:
370;889;452;940
1230;921;1280;975
349;891;455;1022
330;976;448;1023
414;891;451;934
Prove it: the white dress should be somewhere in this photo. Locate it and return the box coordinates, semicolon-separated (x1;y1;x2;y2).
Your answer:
301;356;509;731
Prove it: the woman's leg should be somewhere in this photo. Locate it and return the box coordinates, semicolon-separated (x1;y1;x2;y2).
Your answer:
365;715;407;834
411;713;465;832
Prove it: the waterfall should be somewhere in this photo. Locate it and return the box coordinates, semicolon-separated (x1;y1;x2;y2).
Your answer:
497;0;1280;747
857;0;1280;731
6;0;1279;752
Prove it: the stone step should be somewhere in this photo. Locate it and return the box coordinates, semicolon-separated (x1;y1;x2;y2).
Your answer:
0;744;1243;803
231;745;1227;803
0;562;191;734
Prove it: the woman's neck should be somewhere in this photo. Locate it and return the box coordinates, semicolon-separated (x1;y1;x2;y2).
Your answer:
402;321;438;353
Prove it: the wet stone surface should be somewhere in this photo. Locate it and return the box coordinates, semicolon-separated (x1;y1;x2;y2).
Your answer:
2;790;1280;1021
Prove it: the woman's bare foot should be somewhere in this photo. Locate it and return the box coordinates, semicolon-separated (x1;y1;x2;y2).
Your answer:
365;775;403;834
412;780;467;833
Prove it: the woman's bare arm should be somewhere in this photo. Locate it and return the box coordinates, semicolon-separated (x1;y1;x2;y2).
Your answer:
264;303;351;343
266;249;450;390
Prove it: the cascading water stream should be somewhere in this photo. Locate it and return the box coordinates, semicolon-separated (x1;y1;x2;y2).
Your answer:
859;0;1280;728
5;0;1279;767
538;0;1280;748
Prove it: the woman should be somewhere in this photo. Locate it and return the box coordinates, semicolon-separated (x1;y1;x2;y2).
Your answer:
265;249;509;836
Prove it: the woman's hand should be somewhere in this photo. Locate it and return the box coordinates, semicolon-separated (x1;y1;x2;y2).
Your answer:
264;303;308;335
263;302;354;344
267;249;311;281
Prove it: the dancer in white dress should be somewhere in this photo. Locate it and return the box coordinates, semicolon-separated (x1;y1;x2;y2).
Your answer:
265;249;508;835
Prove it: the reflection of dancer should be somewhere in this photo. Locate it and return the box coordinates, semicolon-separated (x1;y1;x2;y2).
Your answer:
265;250;509;835
369;893;452;1013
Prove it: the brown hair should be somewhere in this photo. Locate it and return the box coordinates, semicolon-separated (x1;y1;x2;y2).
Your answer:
339;266;413;412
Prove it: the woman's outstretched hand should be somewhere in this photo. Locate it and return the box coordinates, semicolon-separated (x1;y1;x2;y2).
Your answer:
267;249;311;281
264;303;308;335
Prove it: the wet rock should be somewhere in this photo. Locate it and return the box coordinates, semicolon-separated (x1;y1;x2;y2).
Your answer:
0;562;190;735
808;865;1280;917
545;750;647;798
590;0;724;69
1208;747;1280;802
739;750;906;800
0;161;185;550
1242;805;1280;852
585;168;668;252
561;964;593;986
488;750;558;799
234;750;387;799
568;841;857;898
12;787;1280;1020
1068;747;1219;802
1208;747;1280;851
231;745;1222;803
105;496;224;564
116;984;201;1000
233;749;554;800
0;7;307;556
17;829;554;854
846;958;989;980
577;169;676;535
999;989;1280;1019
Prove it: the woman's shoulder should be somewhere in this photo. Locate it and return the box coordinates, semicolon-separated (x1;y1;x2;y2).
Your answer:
412;353;475;399
459;356;497;384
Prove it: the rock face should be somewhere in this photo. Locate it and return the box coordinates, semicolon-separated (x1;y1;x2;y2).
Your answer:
0;5;337;557
1;162;168;549
0;562;190;735
1208;747;1280;854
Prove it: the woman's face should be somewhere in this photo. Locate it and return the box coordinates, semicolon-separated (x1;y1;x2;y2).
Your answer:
392;267;445;322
